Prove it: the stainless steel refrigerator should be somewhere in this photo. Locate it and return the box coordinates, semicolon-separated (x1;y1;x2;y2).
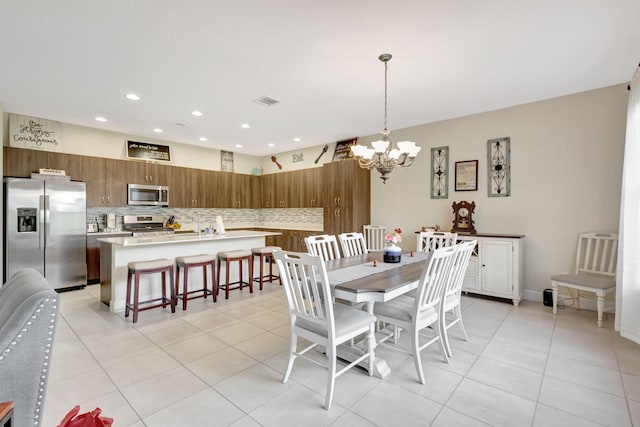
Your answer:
4;178;87;290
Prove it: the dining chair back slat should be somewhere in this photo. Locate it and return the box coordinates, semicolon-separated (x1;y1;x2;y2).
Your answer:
416;231;458;252
363;225;387;252
305;234;342;261
338;232;368;257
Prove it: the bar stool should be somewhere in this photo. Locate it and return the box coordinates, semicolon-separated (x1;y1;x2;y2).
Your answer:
217;250;253;299
125;258;175;323
251;246;281;290
175;254;217;310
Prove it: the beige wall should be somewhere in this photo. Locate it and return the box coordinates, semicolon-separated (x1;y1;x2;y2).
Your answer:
363;84;628;299
1;118;262;175
1;84;629;300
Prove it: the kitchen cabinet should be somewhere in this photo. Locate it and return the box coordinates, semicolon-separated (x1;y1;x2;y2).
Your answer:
168;166;212;208
261;168;323;209
223;173;260;208
126;160;170;186
300;167;323;208
3;146;83;180
323;160;370;235
263;228;318;252
458;234;524;306
82;157;127;207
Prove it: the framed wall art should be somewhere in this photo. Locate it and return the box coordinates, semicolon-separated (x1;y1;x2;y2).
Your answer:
430;146;449;199
455;160;478;191
487;137;510;197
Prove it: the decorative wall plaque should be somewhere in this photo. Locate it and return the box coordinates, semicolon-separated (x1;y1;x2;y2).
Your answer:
221;150;234;172
455;160;478;191
127;140;171;162
430;146;449;199
9;114;62;151
332;137;358;161
487;137;511;197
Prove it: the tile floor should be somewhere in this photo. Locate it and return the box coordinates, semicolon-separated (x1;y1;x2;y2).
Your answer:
42;284;640;427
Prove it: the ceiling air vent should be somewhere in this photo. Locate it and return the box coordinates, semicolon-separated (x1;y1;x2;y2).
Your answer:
254;96;279;107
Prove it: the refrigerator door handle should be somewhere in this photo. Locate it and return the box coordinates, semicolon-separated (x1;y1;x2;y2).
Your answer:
39;195;45;250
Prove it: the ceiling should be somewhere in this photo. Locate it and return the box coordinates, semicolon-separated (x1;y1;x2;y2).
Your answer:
1;1;639;157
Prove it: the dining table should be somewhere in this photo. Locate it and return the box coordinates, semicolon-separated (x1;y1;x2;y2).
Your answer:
324;250;430;378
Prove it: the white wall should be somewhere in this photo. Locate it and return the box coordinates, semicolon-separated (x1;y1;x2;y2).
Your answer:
364;84;628;297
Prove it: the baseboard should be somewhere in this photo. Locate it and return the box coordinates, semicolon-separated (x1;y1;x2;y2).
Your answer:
523;289;615;312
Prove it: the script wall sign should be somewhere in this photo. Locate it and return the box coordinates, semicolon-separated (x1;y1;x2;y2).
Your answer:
9;114;62;151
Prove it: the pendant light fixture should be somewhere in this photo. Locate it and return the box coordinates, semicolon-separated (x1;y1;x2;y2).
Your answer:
351;53;421;183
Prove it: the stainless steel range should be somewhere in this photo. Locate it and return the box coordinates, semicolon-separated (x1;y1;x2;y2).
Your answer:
123;215;175;237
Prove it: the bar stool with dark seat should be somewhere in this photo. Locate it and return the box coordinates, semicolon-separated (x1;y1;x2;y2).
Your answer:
217;250;253;299
175;254;217;310
125;258;176;323
251;246;281;290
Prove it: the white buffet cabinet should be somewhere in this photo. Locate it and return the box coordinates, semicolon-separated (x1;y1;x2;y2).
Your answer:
458;233;525;306
99;230;280;312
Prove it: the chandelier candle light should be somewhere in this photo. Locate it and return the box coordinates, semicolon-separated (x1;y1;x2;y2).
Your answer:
351;53;422;183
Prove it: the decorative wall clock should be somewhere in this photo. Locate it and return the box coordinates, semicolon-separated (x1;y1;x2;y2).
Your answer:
451;200;477;234
487;137;510;197
430;146;449;199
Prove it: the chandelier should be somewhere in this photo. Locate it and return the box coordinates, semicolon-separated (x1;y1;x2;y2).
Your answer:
351;53;421;184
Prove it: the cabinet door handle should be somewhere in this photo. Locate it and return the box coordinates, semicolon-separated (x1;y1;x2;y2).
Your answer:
101;197;105;204
149;175;153;182
337;197;341;206
106;196;111;204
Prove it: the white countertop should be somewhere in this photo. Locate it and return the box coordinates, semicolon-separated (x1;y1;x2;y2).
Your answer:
98;229;280;247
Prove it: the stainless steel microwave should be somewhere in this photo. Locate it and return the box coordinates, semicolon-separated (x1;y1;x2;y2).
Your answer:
127;184;169;206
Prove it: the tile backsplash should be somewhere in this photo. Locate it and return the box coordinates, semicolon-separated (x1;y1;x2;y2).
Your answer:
87;207;324;232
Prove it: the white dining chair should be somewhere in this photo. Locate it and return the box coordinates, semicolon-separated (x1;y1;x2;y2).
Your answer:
304;234;342;261
374;245;458;384
338;232;368;257
273;250;376;409
416;231;458;252
363;225;387;252
440;240;477;356
551;232;618;327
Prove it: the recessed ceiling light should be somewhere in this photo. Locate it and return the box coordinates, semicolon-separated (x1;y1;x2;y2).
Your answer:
241;123;250;129
192;110;203;117
95;116;107;122
199;137;207;142
153;128;163;133
235;144;243;148
293;137;301;142
268;143;275;147
126;93;140;101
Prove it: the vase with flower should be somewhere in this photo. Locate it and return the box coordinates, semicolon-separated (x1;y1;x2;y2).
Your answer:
383;228;403;263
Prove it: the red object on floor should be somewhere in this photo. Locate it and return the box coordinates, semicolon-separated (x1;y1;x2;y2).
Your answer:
57;406;113;427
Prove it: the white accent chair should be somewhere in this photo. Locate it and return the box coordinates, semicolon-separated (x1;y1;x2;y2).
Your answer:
441;240;477;356
551;232;618;327
363;225;387;252
416;231;458;252
374;245;458;384
338;232;368;257
304;234;342;261
273;250;376;409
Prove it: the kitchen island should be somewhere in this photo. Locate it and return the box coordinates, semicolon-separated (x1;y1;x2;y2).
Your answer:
99;230;280;312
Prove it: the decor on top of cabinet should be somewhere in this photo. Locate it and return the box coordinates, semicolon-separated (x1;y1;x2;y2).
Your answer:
431;146;449;199
126;140;171;162
383;228;403;263
350;54;421;184
487;137;511;197
221;150;234;172
315;144;329;164
270;155;283;170
332;138;358;161
451;201;476;234
9;113;62;150
455;160;478;191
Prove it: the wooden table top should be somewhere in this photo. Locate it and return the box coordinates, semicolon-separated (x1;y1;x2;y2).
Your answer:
326;252;427;295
